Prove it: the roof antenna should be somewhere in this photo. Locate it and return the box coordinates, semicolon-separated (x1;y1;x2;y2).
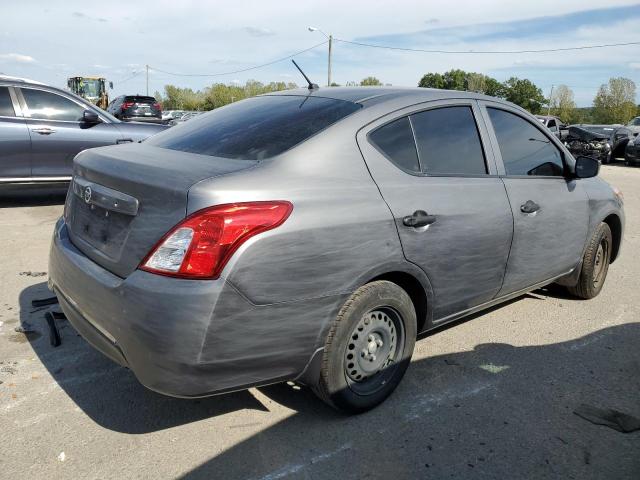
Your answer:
291;59;318;90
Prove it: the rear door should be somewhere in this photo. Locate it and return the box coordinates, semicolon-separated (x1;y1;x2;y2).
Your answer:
18;87;124;178
480;102;589;294
358;100;513;321
0;86;31;180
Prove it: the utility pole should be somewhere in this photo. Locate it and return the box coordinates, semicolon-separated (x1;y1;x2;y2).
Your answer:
146;64;149;96
308;27;333;87
547;84;554;117
328;35;332;87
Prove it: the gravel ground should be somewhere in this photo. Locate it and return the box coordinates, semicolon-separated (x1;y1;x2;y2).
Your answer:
0;167;638;479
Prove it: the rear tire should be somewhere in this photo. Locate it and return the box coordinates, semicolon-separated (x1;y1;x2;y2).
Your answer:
568;222;612;299
313;281;417;414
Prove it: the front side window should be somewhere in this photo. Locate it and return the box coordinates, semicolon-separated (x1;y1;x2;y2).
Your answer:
22;88;85;121
410;106;487;175
0;87;15;117
368;116;420;173
488;108;564;177
147;95;361;160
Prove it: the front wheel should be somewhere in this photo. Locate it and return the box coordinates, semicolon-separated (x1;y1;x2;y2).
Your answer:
568;222;612;299
312;280;417;414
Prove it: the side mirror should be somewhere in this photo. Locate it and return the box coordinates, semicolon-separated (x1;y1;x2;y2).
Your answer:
109;81;114;89
82;110;101;124
574;155;600;179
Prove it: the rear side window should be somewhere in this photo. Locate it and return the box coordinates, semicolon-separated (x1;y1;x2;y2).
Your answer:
411;106;487;175
21;88;85;121
488;108;564;177
148;95;361;160
369;117;420;173
0;87;14;116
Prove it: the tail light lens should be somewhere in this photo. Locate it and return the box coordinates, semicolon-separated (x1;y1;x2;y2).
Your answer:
153;102;161;110
122;101;134;110
140;201;293;279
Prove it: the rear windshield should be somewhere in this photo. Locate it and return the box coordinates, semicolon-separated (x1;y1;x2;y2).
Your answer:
126;96;156;103
146;95;361;160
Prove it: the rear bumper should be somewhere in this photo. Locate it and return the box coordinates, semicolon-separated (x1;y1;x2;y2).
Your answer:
625;146;639;165
49;218;343;397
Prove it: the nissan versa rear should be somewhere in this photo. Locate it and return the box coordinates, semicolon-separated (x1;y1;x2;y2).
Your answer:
49;87;624;413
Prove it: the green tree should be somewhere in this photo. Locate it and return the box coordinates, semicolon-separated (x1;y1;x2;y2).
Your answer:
549;85;577;123
502;77;545;114
418;72;445;89
418;69;504;97
592;77;637;124
360;76;382;86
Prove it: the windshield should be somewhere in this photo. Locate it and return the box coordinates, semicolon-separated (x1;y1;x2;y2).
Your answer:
78;79;103;99
629;117;640;126
147;95;362;160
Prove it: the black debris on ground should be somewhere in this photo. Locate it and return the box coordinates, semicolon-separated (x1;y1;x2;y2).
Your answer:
19;271;47;277
574;403;640;433
31;296;58;308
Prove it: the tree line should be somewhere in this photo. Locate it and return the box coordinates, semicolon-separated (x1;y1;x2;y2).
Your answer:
155;72;639;125
417;69;639;124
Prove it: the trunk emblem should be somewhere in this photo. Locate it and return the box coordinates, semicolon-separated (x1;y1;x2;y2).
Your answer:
83;186;92;204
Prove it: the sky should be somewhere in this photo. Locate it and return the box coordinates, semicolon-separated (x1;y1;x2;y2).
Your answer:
1;0;639;106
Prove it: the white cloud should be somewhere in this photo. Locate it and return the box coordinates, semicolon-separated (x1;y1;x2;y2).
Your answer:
0;53;35;63
629;62;640;70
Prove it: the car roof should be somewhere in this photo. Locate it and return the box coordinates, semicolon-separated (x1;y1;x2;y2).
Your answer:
0;74;46;85
263;86;508;109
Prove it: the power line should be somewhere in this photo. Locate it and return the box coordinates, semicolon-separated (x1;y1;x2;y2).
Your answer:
114;71;142;84
334;38;640;54
148;41;327;77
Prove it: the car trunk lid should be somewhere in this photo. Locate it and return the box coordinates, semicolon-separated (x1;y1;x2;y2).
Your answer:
65;143;257;278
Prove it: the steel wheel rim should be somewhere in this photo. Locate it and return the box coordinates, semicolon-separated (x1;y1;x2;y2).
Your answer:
592;238;609;287
344;307;405;396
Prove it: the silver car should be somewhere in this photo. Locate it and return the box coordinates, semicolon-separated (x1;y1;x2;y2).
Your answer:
49;87;624;413
0;76;166;185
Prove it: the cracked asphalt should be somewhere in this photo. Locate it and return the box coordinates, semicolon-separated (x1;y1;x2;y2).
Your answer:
1;166;639;479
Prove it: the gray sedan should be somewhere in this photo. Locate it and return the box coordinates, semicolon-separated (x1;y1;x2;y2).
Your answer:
0;76;166;184
49;87;624;413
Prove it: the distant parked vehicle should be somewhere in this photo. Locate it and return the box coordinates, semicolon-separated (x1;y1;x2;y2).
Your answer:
0;76;167;185
107;95;162;123
168;111;204;126
625;134;640;166
161;110;186;124
535;115;566;139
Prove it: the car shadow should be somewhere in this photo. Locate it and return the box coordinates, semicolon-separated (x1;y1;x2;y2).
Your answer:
0;184;68;207
19;283;269;434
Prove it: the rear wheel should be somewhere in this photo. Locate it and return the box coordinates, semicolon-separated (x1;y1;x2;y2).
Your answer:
568;222;612;299
312;281;416;413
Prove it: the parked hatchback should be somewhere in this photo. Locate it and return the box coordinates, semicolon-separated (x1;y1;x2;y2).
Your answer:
0;76;166;184
107;95;162;123
49;87;624;413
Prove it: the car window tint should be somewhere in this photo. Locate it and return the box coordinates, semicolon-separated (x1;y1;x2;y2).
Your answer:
369;116;420;173
488;108;564;177
0;87;15;116
147;95;361;160
22;89;85;121
411;106;487;175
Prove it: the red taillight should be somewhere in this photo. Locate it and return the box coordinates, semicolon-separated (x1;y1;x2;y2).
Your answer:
122;101;134;110
153;102;161;110
140;201;293;279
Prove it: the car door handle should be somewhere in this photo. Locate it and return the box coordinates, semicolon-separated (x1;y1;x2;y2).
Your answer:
32;127;55;135
402;210;437;228
520;200;540;214
116;138;133;144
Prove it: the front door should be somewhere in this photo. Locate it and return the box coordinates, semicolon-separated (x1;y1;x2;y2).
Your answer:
358;100;513;321
18;87;123;178
480;103;589;294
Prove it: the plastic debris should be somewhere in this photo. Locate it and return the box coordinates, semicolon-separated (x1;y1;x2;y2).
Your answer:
19;271;47;277
45;312;62;347
58;452;66;462
31;296;59;308
574;403;640;433
14;322;36;334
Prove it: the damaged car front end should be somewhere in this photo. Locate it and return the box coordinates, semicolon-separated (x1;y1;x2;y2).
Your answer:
564;125;614;163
